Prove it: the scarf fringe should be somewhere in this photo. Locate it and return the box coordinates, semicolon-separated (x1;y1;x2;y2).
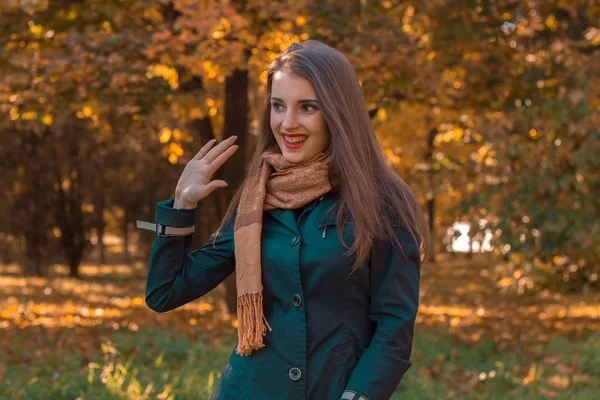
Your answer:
235;292;273;356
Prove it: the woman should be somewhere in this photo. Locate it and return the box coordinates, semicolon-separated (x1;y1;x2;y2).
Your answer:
136;40;430;400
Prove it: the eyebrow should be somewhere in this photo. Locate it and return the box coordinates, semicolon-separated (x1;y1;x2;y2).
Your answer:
271;97;319;104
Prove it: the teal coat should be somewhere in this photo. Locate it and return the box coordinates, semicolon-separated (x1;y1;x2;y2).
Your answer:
137;189;420;400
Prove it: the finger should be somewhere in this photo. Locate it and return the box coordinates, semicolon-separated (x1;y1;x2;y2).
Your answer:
209;145;239;173
193;139;216;161
204;136;237;163
204;180;228;196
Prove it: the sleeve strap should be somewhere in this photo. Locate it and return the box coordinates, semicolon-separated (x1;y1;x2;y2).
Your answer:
340;390;370;400
135;219;195;238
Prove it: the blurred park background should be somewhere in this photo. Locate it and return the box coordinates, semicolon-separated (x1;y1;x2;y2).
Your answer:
1;0;599;399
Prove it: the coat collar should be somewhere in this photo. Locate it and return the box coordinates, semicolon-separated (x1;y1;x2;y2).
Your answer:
265;207;298;235
266;189;339;235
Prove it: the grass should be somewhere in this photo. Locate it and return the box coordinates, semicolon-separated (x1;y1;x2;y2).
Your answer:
1;253;598;399
1;327;233;399
1;327;598;399
394;329;599;399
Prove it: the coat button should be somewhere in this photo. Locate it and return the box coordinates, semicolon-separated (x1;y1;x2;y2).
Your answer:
291;235;301;246
292;294;302;307
289;367;302;381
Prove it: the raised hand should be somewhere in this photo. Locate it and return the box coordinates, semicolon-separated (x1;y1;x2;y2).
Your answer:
173;136;239;209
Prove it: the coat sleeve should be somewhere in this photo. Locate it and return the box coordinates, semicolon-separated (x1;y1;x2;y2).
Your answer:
340;226;421;400
137;198;236;313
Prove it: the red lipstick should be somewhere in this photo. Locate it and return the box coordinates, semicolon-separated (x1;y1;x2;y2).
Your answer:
281;132;308;149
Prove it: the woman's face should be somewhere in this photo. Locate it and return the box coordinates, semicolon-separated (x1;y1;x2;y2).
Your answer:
270;71;331;164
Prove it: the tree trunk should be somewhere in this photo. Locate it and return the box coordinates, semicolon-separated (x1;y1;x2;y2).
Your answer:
52;127;87;279
468;224;474;259
95;190;106;265
426;127;437;262
122;209;130;265
24;224;46;276
68;247;82;278
0;239;12;264
189;116;220;249
221;67;250;314
181;65;251;313
20;130;51;276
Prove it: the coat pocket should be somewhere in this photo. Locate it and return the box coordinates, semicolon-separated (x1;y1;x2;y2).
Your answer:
210;347;253;400
333;339;361;387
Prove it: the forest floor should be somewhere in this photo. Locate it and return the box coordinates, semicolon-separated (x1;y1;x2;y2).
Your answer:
0;252;598;399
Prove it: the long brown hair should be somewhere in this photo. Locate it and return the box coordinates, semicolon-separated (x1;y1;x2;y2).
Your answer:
214;40;430;271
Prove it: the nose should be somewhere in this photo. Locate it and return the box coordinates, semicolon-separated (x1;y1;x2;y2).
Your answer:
282;109;300;130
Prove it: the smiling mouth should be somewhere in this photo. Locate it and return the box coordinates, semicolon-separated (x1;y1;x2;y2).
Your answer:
283;135;308;144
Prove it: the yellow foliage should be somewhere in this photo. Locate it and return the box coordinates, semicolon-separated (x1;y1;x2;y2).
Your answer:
173;128;183;140
278;34;304;52
132;297;144;305
143;9;163;23
29;23;43;36
147;64;179;89
158;128;172;143
529;129;539;139
203;61;219;79
42;114;53;126
100;21;112;34
259;70;268;85
383;148;401;167
209;107;218;117
434;126;464;145
220;18;231;30
523;363;538;384
189;108;204;119
82;106;92;117
168;142;184;156
498;277;514;288
475;143;491;163
296;16;306;26
21;111;37;120
545;15;558;31
10;107;19;121
198;303;214;312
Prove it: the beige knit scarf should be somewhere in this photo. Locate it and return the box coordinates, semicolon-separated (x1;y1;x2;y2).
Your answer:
233;149;333;356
